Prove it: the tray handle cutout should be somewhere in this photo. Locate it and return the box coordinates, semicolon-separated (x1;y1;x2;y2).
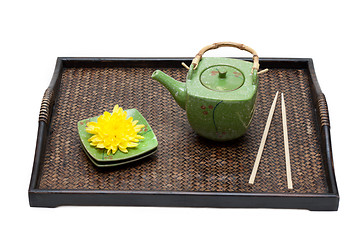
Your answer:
39;88;54;124
318;93;330;127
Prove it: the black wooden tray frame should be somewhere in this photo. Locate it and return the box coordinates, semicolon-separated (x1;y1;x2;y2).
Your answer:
29;57;339;210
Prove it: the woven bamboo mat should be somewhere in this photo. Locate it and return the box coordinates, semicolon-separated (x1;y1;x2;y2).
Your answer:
38;66;328;193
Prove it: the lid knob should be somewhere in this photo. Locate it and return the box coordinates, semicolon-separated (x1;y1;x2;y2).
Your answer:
218;69;227;78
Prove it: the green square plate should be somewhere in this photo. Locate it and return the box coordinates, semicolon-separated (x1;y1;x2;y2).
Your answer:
83;147;158;167
78;108;158;166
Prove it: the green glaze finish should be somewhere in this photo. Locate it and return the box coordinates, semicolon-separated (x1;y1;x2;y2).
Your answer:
152;57;258;141
77;108;158;167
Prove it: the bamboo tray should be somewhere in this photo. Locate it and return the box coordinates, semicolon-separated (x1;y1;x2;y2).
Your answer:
29;57;339;210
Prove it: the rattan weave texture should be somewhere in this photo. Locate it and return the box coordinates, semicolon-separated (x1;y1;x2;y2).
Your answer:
38;66;328;193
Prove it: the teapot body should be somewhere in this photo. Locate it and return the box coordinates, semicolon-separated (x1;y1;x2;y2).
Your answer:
184;57;258;141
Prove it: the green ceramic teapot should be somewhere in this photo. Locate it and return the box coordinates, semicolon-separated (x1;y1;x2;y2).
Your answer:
152;42;262;141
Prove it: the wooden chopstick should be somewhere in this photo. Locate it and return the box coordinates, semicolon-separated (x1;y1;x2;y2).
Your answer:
281;93;293;189
249;91;279;184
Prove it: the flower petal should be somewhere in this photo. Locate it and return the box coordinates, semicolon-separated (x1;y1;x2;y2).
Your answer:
87;105;146;155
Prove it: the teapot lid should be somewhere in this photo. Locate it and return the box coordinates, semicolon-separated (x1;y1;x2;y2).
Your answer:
186;57;257;102
200;65;245;92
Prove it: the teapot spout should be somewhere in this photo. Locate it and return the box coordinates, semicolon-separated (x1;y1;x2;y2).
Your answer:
151;70;186;110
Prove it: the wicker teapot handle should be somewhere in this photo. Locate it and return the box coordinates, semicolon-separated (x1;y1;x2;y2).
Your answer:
191;42;260;73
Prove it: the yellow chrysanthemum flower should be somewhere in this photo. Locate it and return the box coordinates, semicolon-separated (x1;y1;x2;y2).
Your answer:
86;105;145;155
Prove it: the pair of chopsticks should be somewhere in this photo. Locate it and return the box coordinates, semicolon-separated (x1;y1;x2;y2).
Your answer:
249;91;293;189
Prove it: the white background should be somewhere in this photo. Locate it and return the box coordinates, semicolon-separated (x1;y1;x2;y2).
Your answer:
1;0;359;239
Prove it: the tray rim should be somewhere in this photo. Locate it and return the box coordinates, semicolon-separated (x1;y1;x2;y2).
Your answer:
28;57;339;210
